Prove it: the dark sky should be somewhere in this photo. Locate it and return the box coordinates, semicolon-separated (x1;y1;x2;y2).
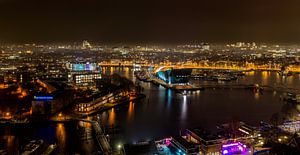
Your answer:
0;0;300;44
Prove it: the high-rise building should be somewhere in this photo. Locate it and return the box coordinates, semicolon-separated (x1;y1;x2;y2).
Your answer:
82;40;92;49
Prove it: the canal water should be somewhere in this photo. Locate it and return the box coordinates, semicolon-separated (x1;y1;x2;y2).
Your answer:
1;67;300;153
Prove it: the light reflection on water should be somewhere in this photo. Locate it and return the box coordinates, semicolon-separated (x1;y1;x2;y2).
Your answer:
261;71;269;85
181;95;188;121
56;123;66;153
108;108;116;126
5;135;15;154
127;101;135;122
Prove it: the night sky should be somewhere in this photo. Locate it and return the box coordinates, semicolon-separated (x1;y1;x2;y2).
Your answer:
0;0;300;44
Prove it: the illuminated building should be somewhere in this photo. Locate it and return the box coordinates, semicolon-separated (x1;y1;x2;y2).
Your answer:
279;120;300;133
66;62;102;85
32;91;73;116
222;142;248;155
73;73;101;85
156;68;192;84
133;63;142;71
31;81;74;116
170;136;199;155
66;62;98;72
32;95;56;115
183;129;223;155
238;123;257;136
202;43;210;51
82;40;92;49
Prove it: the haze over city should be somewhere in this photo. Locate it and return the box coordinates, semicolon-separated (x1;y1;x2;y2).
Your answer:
1;0;300;43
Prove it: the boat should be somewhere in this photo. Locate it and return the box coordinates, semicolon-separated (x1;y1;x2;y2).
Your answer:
281;92;300;103
245;84;263;92
0;149;7;155
21;139;44;155
236;72;245;76
212;74;232;81
42;144;57;155
278;71;293;77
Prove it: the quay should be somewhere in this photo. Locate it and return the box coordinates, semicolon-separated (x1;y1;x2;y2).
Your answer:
151;77;204;91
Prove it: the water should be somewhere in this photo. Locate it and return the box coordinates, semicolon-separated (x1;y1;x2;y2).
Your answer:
1;67;300;153
99;68;300;145
99;80;283;145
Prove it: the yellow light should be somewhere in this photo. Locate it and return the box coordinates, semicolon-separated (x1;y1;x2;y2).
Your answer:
117;144;122;149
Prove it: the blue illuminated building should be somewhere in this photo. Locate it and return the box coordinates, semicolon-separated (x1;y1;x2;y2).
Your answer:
156;68;192;84
72;62;97;71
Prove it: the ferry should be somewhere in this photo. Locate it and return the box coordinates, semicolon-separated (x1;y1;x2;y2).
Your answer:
212;74;237;82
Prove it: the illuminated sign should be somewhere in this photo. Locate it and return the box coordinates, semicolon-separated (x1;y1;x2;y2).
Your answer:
34;96;54;100
222;142;247;155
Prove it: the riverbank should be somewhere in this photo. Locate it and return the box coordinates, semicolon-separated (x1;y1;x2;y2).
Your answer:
79;93;146;116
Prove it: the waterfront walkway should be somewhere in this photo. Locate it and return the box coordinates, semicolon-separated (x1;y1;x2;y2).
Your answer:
75;93;145;116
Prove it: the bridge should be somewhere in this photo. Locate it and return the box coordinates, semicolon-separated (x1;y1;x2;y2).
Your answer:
73;118;112;155
92;120;111;155
191;83;300;94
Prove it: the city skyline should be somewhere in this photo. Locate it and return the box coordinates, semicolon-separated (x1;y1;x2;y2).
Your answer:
1;0;300;154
